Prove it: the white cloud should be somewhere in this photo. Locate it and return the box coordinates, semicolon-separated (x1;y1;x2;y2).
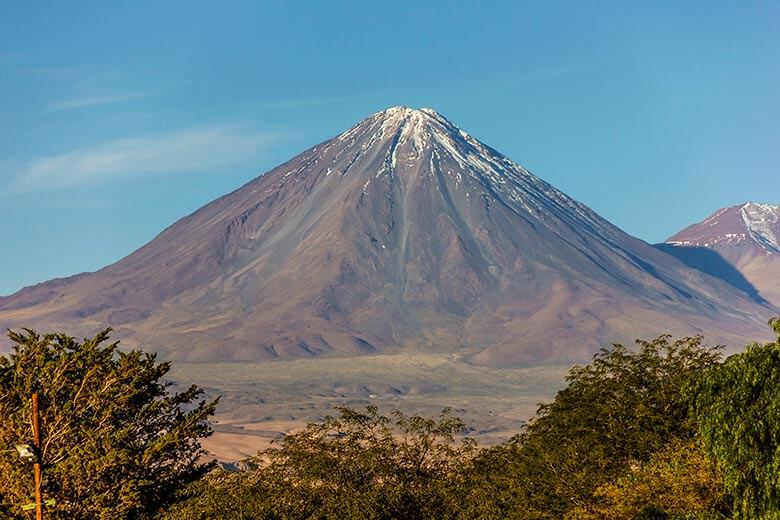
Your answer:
14;127;274;190
45;92;146;112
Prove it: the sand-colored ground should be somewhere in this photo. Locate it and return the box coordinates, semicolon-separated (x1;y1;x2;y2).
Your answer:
170;353;571;462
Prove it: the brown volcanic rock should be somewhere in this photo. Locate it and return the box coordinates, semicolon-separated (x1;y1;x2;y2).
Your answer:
664;202;780;306
0;108;775;364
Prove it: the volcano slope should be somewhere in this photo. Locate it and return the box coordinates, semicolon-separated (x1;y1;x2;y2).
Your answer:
0;107;775;367
661;202;780;307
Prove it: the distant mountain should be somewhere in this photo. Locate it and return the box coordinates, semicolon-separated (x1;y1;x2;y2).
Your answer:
0;108;774;365
663;202;780;306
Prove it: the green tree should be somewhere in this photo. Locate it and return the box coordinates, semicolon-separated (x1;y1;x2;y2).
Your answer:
0;328;218;519
162;405;476;519
568;438;730;519
468;335;723;518
686;317;780;519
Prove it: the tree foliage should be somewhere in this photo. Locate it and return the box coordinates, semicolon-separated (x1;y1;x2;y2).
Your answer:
162;405;476;519
568;439;730;519
469;335;723;518
686;317;780;519
0;328;218;519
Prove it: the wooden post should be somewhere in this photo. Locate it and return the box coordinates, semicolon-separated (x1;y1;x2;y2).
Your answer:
31;393;43;520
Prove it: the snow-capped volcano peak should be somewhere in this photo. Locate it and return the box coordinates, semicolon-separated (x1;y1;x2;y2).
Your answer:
2;108;773;367
328;107;614;241
667;202;780;254
338;106;482;150
665;202;780;306
338;106;462;146
377;105;446;120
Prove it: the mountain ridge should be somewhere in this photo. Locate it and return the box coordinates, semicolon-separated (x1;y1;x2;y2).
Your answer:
664;202;780;306
1;108;775;364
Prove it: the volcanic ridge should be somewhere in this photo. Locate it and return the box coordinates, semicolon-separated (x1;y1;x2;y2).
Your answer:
0;107;775;365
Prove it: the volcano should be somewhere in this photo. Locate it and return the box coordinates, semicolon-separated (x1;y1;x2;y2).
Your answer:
662;202;780;307
0;108;774;365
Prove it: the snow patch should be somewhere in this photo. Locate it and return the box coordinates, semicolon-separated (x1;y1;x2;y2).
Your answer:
328;107;623;243
741;203;780;253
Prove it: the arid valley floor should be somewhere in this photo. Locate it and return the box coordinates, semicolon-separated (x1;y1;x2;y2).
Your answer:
170;353;570;460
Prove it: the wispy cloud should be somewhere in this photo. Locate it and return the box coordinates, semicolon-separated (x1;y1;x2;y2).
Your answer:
45;92;146;112
13;127;274;191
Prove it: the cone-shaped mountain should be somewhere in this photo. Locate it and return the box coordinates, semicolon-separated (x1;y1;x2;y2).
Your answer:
1;107;774;364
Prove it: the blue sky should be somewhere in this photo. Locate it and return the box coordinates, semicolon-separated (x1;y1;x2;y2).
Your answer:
1;1;778;296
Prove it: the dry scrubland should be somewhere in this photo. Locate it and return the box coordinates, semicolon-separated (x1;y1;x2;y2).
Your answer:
169;354;570;461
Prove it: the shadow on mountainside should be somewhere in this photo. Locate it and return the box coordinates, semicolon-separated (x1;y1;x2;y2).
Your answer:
654;243;768;305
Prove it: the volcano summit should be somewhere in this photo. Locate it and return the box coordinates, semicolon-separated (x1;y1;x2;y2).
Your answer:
663;202;780;307
0;107;774;364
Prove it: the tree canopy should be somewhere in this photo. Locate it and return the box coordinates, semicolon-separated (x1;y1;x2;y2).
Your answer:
469;334;723;518
569;438;729;519
686;317;780;519
162;405;476;519
0;328;217;519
